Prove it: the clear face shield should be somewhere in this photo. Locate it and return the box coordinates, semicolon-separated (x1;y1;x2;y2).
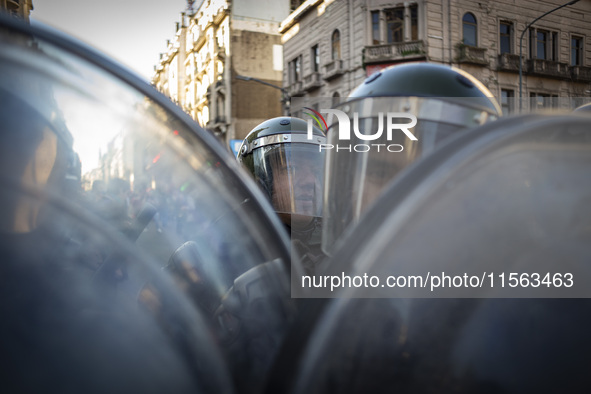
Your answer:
251;138;325;229
322;96;499;255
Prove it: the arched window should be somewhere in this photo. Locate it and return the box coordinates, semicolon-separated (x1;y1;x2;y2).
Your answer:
332;91;341;107
462;12;477;46
331;30;341;60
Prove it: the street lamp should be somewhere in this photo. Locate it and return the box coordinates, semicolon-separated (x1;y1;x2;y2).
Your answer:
518;0;580;111
235;74;291;115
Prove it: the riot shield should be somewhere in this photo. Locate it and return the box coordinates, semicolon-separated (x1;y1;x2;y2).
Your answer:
275;113;591;393
0;15;299;394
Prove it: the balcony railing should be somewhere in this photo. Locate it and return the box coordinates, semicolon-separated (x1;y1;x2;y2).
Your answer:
497;53;520;72
323;59;345;81
205;116;227;130
527;59;569;79
456;45;488;66
364;40;425;64
303;72;322;91
570;65;591;82
289;81;305;96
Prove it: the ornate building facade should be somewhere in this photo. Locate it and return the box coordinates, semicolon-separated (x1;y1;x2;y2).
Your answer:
281;0;591;114
153;0;291;151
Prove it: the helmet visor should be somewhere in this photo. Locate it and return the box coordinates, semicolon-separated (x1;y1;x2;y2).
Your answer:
252;142;324;223
322;96;498;255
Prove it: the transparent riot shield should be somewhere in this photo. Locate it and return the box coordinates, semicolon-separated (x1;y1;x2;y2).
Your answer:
0;15;299;394
274;113;591;394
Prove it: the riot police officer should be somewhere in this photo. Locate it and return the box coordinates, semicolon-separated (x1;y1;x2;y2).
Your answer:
238;117;326;274
321;62;502;255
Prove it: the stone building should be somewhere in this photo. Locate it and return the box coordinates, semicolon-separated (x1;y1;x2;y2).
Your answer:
0;0;33;21
153;0;291;151
280;0;591;114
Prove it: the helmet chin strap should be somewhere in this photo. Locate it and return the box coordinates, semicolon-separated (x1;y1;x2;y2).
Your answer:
289;216;322;245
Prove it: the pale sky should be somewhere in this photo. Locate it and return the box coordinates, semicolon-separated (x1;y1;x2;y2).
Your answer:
31;0;191;81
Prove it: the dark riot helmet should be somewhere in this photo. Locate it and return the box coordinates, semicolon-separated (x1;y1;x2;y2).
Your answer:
237;117;326;230
322;62;502;255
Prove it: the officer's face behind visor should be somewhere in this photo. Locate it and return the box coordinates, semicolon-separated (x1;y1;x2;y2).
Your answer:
252;142;323;227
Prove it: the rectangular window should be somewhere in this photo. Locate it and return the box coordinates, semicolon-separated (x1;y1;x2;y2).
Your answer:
410;5;418;41
501;89;514;114
295;56;301;81
500;22;512;54
572;36;583;66
289;56;302;84
372;5;419;45
536;31;547;60
530;29;558;61
371;11;380;45
385;8;404;43
529;29;535;58
530;92;544;109
311;45;320;72
288;60;294;84
551;32;558;61
530;92;557;109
